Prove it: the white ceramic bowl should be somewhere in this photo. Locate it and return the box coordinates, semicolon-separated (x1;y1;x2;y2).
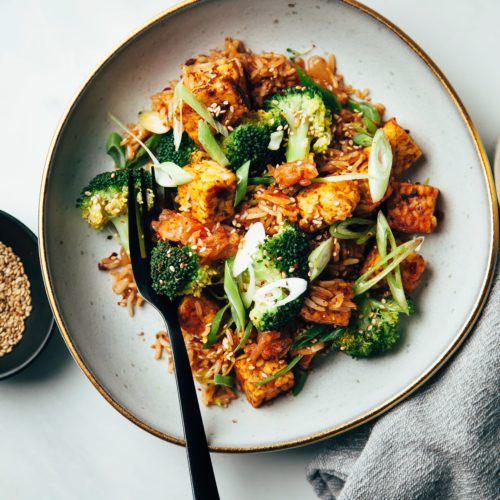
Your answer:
39;0;497;452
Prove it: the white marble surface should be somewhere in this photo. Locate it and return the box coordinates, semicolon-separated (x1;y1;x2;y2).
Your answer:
0;1;498;499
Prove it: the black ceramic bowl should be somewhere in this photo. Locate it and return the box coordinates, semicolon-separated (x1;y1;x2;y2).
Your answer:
0;210;54;379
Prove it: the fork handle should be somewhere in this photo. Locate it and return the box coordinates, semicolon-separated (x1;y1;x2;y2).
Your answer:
159;306;220;500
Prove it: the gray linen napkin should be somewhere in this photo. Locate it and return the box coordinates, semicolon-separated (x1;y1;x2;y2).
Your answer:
307;260;500;500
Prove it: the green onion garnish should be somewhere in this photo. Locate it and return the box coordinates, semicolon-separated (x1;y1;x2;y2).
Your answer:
174;82;228;137
290;324;344;351
353;133;373;147
292;368;308;396
203;303;230;348
106;132;126;169
197;120;230;167
234;160;251;207
214;374;234;388
255;355;303;386
376;211;409;314
346;98;381;124
248;176;275;185
290;324;329;351
329;218;376;244
353;237;424;295
126;134;160;169
308;237;334;281
368;129;393;203
224;259;246;332
294;63;341;113
234;321;253;354
363;116;378;135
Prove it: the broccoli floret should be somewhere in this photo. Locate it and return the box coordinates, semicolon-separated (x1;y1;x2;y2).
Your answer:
155;130;197;166
261;222;309;279
265;87;332;162
150;242;219;300
76;169;153;252
248;223;309;331
334;295;415;358
250;296;303;332
222;111;286;172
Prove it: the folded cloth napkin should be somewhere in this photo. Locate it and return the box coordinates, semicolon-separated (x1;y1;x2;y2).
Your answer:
307;261;500;500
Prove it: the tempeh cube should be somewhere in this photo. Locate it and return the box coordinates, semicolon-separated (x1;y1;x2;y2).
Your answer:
234;355;294;408
180;57;250;141
177;160;237;223
382;118;422;177
386;182;439;233
297;182;360;232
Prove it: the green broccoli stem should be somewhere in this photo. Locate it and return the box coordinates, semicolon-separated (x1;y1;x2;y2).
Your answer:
110;216;129;254
286;120;311;162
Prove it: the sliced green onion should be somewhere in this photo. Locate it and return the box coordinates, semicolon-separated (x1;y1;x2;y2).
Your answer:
172;94;184;151
248;176;275;185
204;303;230;348
353;133;373;147
126;134;160;169
363;116;378;135
174;82;228;136
346;98;381;124
376;211;409;314
154;161;193;187
312;173;369;184
106;132;126;169
290;324;328;351
253;278;308;308
292;368;308;396
368;129;393;203
294;63;341;113
318;327;345;344
234;321;253;353
198;120;230;167
138;110;169;134
214;373;234;388
308;237;334;281
290;324;345;351
353;237;424;295
233;222;266;277
330;218;376;244
268;130;284;151
238;265;256;308
234;160;251;207
256;355;303;386
224;259;246;332
109;113;158;164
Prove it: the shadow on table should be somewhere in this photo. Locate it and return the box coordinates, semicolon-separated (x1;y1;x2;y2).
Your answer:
6;326;73;384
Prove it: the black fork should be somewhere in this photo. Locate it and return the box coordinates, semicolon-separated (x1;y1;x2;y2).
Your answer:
128;168;220;500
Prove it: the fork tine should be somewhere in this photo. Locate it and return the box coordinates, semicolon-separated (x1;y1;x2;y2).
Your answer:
128;169;141;263
140;168;153;259
151;166;161;218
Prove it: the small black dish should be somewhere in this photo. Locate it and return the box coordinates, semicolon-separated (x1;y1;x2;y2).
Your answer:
0;210;54;380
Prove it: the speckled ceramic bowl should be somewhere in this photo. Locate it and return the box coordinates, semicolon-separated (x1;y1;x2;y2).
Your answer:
39;0;497;451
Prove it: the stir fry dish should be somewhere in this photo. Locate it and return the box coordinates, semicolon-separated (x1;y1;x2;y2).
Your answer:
77;38;439;408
